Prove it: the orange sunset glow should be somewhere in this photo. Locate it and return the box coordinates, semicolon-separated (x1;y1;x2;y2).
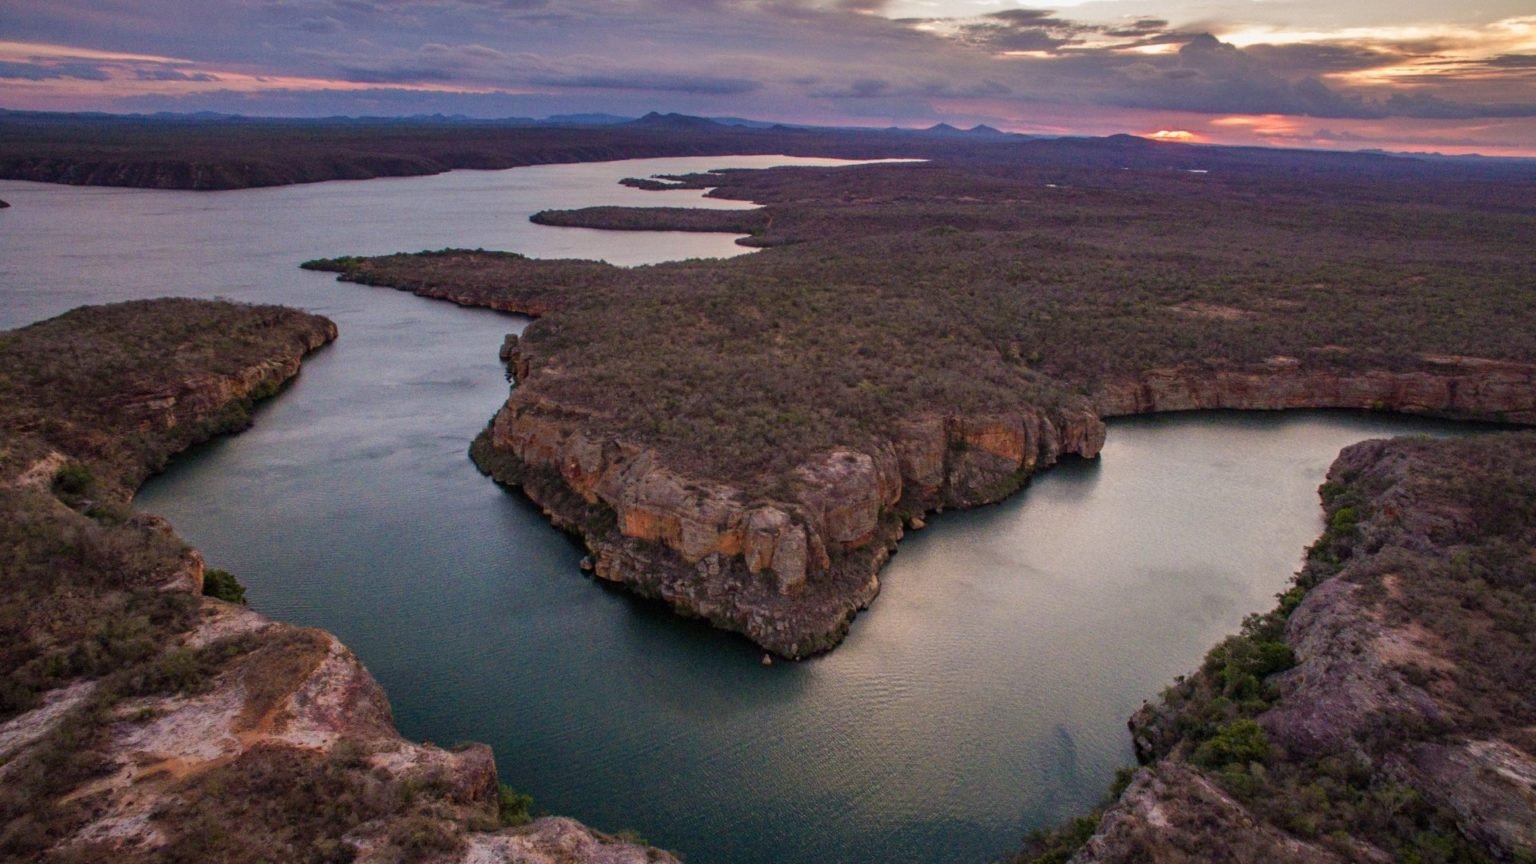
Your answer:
0;2;1532;155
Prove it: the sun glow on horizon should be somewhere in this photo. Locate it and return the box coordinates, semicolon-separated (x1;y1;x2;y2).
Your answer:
1148;129;1196;141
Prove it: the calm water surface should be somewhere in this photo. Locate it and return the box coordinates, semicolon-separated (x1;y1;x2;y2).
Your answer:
0;163;1481;863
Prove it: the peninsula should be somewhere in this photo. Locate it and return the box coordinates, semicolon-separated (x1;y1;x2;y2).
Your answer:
306;144;1536;658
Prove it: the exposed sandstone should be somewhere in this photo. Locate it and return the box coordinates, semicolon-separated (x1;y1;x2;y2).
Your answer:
1075;762;1355;864
476;373;1106;656
476;351;1534;658
1094;359;1536;422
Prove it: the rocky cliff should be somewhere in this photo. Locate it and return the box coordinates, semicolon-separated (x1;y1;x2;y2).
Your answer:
0;300;675;864
472;341;1106;657
473;340;1536;659
1036;433;1536;863
1094;357;1536;423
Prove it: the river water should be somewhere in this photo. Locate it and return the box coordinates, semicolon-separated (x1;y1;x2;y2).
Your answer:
0;161;1480;863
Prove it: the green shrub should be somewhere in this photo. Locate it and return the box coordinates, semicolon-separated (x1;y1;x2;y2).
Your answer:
1193;719;1271;771
203;568;247;604
52;461;94;496
1330;506;1359;536
498;783;533;826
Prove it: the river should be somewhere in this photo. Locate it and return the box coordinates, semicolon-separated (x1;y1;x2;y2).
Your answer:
0;160;1480;864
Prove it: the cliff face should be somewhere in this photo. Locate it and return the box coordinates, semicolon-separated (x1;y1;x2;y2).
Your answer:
0;300;674;864
1094;357;1536;423
474;337;1107;657
475;344;1535;658
1057;433;1536;864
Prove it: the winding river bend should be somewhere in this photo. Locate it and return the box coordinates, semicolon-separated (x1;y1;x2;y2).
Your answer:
0;161;1480;864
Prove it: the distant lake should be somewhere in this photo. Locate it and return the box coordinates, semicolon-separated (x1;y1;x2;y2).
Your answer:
0;162;1482;864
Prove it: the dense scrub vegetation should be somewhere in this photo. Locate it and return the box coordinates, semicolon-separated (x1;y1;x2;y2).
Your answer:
311;147;1536;489
0;300;331;721
0;111;942;190
531;205;771;237
8;110;1534;193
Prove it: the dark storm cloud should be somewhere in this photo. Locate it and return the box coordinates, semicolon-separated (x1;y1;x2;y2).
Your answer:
0;61;110;81
1103;18;1169;38
1381;90;1536;118
987;9;1076;28
1486;54;1536;68
1241;42;1401;74
1094;33;1384;118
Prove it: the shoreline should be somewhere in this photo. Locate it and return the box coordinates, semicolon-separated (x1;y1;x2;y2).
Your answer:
0;299;676;863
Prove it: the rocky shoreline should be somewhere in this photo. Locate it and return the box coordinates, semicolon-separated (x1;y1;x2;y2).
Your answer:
1043;432;1536;862
0;300;673;863
471;388;1105;657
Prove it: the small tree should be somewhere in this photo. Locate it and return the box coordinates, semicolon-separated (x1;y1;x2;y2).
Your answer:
203;568;247;605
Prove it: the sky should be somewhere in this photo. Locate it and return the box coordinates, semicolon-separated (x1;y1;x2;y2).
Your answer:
1;0;1534;155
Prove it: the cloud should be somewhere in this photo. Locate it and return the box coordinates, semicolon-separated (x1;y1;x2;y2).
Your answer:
1381;90;1536;118
0;0;1532;150
809;76;1011;99
1241;42;1400;73
135;68;220;82
1485;53;1536;68
296;16;343;33
0;60;110;81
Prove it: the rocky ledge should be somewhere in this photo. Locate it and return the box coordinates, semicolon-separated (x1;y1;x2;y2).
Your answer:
1032;432;1536;863
0;300;673;864
1095;356;1536;423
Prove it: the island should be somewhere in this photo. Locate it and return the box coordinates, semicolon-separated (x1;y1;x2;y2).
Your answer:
0;299;673;863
